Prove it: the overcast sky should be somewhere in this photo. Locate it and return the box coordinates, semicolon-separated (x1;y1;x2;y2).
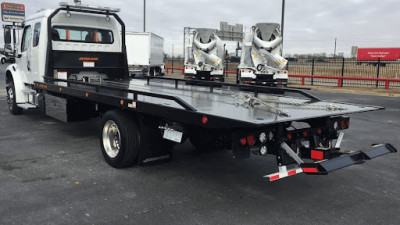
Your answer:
5;0;400;57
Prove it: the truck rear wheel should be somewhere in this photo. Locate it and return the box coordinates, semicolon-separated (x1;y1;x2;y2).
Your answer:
6;81;23;115
100;110;140;168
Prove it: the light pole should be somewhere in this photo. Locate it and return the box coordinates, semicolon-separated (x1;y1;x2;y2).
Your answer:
143;0;146;32
281;0;285;56
172;44;174;73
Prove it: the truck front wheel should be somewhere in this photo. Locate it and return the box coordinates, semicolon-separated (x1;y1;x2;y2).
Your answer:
100;110;140;168
6;81;23;115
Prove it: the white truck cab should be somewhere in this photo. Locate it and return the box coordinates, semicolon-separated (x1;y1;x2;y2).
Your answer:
5;1;127;114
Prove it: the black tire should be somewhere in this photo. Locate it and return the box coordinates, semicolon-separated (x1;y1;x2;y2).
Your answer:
100;110;140;168
150;67;155;77
1;57;6;64
6;81;23;115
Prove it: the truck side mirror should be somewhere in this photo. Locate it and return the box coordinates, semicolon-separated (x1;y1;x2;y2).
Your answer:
4;28;11;45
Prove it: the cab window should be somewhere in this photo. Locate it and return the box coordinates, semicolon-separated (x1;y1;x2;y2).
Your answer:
21;25;32;52
52;26;114;44
33;22;41;47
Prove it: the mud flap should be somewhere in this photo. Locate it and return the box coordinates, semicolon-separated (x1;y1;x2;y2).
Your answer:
301;144;397;175
138;117;173;166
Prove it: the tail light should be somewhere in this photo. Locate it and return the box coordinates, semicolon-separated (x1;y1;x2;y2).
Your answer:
201;116;208;125
240;138;247;146
247;135;255;146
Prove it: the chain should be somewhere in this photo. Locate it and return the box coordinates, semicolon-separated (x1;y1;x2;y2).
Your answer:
235;94;347;117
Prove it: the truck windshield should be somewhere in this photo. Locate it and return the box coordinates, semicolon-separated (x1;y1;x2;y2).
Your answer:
52;26;114;44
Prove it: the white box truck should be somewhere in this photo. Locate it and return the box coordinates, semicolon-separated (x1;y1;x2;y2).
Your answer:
125;32;165;76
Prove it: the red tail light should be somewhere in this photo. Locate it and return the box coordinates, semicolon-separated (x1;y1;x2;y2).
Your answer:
303;131;308;137
201;116;208;125
247;135;255;146
240;138;247;146
241;70;245;72
317;129;322;135
248;70;251;73
287;134;292;140
341;121;345;129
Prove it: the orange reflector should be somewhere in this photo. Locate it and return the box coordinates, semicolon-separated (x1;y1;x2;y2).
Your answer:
85;93;89;98
302;167;319;173
120;100;124;105
240;138;247;146
59;87;62;92
201;116;208;125
247;135;255;146
311;150;324;160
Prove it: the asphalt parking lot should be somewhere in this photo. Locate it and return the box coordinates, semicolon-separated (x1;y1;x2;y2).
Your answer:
0;63;399;225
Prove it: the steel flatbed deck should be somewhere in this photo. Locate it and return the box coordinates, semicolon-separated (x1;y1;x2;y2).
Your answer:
34;76;381;129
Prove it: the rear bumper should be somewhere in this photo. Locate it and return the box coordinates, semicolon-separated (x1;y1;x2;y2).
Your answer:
301;144;397;175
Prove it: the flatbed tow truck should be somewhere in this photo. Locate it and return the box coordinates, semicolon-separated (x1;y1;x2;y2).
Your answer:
5;1;397;181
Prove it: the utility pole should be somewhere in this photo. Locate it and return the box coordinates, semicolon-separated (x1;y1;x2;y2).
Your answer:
280;0;285;56
143;0;146;32
334;37;337;58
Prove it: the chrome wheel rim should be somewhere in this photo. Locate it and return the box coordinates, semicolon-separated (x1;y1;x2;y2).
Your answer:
102;120;121;158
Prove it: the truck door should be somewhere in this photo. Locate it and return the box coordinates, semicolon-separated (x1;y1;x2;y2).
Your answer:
29;22;41;82
18;25;32;83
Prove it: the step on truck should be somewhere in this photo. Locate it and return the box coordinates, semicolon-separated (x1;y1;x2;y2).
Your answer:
237;23;288;87
4;1;397;181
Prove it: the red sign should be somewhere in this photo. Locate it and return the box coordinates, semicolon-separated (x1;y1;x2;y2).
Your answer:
357;48;400;61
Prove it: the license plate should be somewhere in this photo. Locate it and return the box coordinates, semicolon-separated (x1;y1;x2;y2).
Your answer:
163;129;183;143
